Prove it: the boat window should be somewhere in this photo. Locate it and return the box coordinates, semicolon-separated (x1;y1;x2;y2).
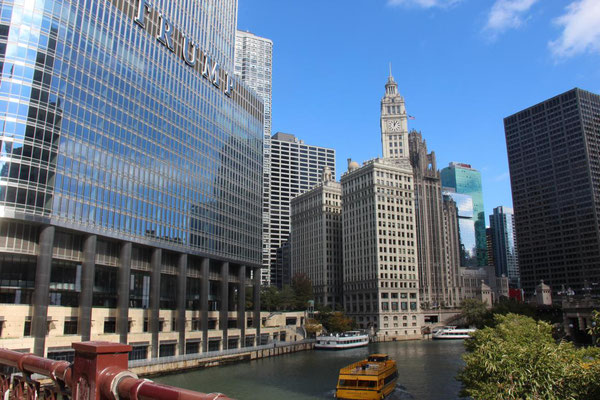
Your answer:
368;356;388;362
339;379;358;387
357;380;377;388
384;371;398;385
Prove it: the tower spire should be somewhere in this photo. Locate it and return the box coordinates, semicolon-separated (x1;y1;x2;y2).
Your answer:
389;62;393;78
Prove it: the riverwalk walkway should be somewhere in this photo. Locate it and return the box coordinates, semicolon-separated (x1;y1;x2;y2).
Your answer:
129;339;316;377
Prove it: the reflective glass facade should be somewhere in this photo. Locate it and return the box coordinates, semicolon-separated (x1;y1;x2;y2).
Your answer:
443;191;477;268
441;163;486;266
489;206;519;288
0;0;263;265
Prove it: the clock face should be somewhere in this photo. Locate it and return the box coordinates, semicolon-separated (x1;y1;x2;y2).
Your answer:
387;120;401;132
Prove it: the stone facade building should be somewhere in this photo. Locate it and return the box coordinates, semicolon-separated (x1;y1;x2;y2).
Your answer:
409;132;461;309
268;133;336;287
290;167;343;308
340;73;422;339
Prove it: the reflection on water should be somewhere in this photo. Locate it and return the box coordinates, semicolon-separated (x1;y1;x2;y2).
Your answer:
155;340;465;400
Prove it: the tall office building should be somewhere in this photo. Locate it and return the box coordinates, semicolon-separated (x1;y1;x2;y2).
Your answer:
489;206;520;288
442;195;462;305
268;132;335;287
505;88;600;295
409;132;461;308
341;73;421;339
234;30;273;284
291;167;343;308
441;163;487;266
0;0;265;358
442;190;478;267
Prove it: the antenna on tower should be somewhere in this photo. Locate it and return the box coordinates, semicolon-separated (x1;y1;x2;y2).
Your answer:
389;62;393;78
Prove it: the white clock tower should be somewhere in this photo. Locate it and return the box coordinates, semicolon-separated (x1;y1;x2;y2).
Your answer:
380;70;409;161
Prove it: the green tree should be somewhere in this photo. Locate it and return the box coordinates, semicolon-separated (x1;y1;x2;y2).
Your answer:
260;286;280;312
326;312;356;333
458;313;600;400
291;273;313;310
587;310;600;345
460;298;489;328
279;285;296;310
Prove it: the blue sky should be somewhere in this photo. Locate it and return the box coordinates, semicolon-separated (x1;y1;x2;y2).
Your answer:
237;0;600;222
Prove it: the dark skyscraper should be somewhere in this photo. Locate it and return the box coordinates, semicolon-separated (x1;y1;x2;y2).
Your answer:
504;88;600;295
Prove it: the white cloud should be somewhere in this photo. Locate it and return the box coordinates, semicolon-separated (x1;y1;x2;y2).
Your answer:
484;0;540;34
387;0;462;8
494;172;510;182
549;0;600;58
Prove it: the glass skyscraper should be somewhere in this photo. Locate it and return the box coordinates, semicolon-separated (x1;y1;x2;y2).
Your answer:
441;162;487;267
0;0;264;358
442;191;478;268
234;30;273;284
489;206;520;288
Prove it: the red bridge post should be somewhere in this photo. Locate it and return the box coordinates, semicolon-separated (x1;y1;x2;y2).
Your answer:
71;342;134;400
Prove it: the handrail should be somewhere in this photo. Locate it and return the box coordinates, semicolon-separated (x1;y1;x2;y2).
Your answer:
128;339;315;368
0;342;233;400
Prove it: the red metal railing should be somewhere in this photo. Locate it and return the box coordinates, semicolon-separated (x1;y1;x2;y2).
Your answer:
0;342;232;400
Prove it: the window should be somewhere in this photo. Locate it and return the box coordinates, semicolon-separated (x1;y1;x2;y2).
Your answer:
159;343;176;358
185;341;200;355
23;317;31;337
64;317;78;335
191;318;201;331
104;318;116;334
227;338;239;349
129;345;148;361
208;339;221;352
47;350;75;363
208;319;217;330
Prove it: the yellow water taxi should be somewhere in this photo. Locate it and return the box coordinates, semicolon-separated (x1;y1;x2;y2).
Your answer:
335;354;398;400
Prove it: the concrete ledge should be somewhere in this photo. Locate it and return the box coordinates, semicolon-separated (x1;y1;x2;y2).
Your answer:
131;342;314;377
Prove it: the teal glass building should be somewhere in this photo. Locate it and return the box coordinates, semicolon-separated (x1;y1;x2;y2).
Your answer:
0;0;264;359
441;162;487;267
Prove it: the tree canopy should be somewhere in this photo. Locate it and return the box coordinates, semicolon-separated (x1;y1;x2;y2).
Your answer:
259;273;314;312
459;298;489;328
458;313;600;400
315;310;356;333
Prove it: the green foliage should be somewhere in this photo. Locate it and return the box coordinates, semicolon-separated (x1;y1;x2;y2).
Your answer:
458;313;600;400
291;273;313;310
315;310;356;333
304;318;322;337
587;310;600;344
260;286;281;312
460;298;489;328
258;274;314;312
458;297;563;329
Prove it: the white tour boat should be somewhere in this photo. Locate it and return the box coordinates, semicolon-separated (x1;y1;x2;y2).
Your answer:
314;330;369;350
432;326;476;340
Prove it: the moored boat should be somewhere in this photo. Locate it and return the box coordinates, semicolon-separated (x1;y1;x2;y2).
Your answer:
315;330;369;350
432;326;476;340
335;353;398;400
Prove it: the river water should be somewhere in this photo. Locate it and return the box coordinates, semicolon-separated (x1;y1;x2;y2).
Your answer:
155;339;466;400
